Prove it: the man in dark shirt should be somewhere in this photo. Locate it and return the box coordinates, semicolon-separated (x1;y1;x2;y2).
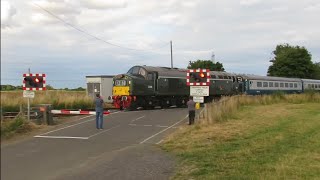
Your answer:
187;96;196;125
95;94;104;129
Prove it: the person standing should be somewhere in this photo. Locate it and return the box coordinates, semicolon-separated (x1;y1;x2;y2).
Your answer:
187;96;196;125
95;93;104;129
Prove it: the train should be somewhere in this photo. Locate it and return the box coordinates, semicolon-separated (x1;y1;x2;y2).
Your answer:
109;65;320;110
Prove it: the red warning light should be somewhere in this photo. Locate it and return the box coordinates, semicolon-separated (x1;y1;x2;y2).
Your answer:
200;73;205;78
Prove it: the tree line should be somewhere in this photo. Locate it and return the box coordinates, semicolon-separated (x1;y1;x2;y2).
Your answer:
188;43;320;80
0;84;86;91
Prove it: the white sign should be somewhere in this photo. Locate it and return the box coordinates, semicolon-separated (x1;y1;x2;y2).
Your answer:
190;86;209;96
23;91;35;98
193;96;204;103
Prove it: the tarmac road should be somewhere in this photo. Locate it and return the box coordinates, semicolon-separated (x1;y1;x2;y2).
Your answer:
1;108;189;180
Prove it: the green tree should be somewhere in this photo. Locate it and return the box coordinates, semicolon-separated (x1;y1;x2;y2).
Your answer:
268;44;315;78
312;62;320;79
46;84;55;90
187;60;225;71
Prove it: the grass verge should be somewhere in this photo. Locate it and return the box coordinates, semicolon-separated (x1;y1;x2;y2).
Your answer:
162;99;320;179
1;116;40;140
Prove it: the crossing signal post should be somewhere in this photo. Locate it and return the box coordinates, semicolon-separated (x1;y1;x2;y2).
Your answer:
187;69;210;86
23;74;46;90
23;73;46;121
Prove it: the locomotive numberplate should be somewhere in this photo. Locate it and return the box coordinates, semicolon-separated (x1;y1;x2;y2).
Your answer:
113;86;130;95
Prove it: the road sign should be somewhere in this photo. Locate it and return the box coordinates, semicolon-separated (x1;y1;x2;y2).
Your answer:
190;86;209;96
193;96;204;103
23;91;35;98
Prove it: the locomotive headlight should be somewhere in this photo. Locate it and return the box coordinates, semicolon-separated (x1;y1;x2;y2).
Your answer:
128;81;131;85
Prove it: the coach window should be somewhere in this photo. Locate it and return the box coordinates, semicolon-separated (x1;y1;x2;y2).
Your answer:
289;83;293;88
312;84;315;88
294;83;297;88
285;83;288;88
218;75;223;79
263;82;268;87
275;82;279;87
269;82;273;87
257;82;262;87
280;83;284;88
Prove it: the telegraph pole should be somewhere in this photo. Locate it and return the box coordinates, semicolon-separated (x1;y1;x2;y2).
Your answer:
170;40;173;68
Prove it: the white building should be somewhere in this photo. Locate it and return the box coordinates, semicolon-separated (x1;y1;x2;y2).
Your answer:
86;75;114;103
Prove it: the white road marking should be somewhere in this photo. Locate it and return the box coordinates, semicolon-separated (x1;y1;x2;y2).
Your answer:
156;139;164;144
34;111;120;137
128;124;137;126
130;116;145;123
139;115;188;144
35;115;94;136
155;125;169;128
143;125;152;127
88;125;121;139
34;136;89;139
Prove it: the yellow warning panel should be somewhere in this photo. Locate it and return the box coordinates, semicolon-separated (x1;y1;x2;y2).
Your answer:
113;86;130;96
196;102;200;110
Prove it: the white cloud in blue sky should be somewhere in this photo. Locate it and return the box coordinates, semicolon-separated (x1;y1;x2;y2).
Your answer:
1;0;320;88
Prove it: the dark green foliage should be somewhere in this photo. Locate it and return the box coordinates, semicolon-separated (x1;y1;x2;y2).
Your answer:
268;44;317;79
188;60;225;71
0;85;22;91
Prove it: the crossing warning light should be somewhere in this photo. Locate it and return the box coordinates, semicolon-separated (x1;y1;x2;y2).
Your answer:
187;69;210;86
23;74;46;90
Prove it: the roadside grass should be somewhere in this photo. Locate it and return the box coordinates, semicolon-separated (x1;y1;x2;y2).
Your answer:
162;94;320;179
1;90;112;113
1;116;40;140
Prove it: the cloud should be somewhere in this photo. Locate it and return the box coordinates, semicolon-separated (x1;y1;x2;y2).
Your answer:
79;0;128;10
1;1;17;28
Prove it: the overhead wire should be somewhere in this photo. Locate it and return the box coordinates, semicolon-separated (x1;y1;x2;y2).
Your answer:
33;3;169;52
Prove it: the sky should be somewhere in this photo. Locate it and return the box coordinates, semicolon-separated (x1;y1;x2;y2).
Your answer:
1;0;320;88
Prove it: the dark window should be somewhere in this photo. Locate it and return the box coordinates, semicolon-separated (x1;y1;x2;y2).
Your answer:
280;83;284;87
257;82;262;87
132;67;139;74
269;82;273;87
147;73;153;80
285;83;288;88
218;75;223;79
312;84;315;88
275;82;279;87
308;84;312;88
289;83;293;88
294;83;297;88
127;67;133;74
263;82;268;87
